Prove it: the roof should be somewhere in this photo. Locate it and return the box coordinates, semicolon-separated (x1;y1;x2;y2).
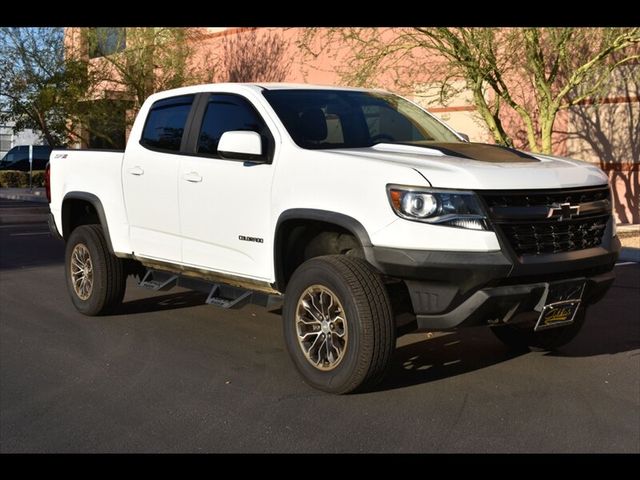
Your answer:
144;82;388;104
255;82;379;92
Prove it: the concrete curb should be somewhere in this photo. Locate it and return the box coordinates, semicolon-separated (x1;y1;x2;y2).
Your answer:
619;247;640;263
0;189;48;203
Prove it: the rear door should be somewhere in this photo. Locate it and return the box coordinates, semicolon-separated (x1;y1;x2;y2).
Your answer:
122;94;195;263
178;93;277;280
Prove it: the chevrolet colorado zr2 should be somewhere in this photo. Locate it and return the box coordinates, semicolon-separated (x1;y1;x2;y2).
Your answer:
46;83;620;393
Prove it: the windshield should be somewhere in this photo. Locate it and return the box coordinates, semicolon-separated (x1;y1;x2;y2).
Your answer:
262;89;461;150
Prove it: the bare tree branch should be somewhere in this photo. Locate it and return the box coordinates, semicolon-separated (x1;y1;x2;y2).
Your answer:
298;27;640;154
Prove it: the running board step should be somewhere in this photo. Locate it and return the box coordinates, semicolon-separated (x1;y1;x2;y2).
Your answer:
138;270;178;291
206;284;253;309
136;268;283;311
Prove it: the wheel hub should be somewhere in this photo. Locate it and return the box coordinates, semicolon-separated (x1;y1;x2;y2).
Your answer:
295;285;348;371
70;243;93;301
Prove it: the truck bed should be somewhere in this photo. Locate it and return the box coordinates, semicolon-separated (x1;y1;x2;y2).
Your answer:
49;148;130;254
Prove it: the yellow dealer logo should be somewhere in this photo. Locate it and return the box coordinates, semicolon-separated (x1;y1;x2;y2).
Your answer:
543;307;573;324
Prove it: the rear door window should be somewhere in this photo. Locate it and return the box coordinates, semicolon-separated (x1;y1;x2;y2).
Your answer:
140;95;195;152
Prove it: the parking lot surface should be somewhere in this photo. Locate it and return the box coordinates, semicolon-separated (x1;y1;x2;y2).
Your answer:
1;200;638;452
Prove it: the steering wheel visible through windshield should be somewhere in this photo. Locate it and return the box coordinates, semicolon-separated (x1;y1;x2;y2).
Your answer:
262;89;461;150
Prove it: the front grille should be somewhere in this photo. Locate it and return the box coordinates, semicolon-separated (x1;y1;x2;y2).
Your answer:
483;187;609;208
500;215;609;255
480;186;611;256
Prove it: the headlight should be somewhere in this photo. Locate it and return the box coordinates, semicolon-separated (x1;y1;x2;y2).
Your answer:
400;192;438;218
387;185;491;231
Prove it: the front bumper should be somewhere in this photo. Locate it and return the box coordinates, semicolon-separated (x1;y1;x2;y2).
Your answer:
364;235;620;330
414;271;614;330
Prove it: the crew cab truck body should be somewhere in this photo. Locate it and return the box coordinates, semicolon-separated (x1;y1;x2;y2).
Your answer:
47;83;620;393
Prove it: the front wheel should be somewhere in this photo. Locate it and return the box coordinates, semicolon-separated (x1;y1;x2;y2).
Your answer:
65;224;126;316
282;255;396;394
490;306;587;351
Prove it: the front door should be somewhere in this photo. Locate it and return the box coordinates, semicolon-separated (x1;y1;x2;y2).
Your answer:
178;93;276;281
122;94;195;263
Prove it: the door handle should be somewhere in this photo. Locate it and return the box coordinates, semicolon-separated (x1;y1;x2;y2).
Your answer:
183;172;202;183
128;166;144;176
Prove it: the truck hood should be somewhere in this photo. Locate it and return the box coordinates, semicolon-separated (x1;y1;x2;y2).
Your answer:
331;142;608;190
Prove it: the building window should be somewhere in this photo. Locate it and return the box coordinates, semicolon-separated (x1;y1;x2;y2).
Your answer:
86;100;132;150
0;126;12;156
89;28;126;58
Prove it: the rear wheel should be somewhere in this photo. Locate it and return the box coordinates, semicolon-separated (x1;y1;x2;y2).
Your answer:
283;255;395;394
65;224;126;316
490;306;587;351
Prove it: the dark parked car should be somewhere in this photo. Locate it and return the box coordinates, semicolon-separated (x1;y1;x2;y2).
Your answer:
0;145;53;171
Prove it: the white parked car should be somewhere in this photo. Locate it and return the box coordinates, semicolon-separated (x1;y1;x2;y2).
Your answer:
47;83;620;393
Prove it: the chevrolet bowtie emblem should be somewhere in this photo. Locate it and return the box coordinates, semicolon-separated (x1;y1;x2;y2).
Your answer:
547;202;580;221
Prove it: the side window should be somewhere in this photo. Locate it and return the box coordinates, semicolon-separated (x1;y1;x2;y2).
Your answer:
34;146;52;160
15;146;28;162
140;95;194;152
197;94;267;156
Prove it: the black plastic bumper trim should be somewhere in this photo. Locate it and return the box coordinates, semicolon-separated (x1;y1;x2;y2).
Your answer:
365;247;512;289
367;233;620;326
415;270;615;330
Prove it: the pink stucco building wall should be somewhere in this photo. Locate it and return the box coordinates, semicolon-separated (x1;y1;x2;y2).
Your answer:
66;27;640;224
194;27;639;224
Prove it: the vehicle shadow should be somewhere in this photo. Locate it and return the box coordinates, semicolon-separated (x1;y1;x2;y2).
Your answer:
114;290;208;315
373;284;639;392
552;265;640;358
546;308;640;358
373;328;525;392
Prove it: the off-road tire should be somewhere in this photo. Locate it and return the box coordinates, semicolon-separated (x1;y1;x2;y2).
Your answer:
283;255;395;394
65;224;126;316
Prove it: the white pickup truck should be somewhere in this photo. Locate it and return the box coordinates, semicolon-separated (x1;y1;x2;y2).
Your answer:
47;83;620;393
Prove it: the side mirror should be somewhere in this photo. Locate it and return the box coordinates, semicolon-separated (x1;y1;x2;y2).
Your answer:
218;131;266;162
458;132;470;142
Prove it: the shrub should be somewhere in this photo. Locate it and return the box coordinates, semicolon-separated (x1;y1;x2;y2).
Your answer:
31;170;46;187
0;170;46;188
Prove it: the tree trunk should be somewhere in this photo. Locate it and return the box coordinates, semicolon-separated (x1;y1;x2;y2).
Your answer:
540;112;556;155
472;83;513;147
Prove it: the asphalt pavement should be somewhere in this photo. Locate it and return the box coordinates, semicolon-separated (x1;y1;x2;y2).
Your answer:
0;199;638;453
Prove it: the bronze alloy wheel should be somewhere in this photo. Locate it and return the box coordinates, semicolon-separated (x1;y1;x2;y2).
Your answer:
283;255;395;393
295;284;348;371
70;243;93;300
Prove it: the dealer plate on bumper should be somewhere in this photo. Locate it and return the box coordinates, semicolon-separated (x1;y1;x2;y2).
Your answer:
534;279;586;332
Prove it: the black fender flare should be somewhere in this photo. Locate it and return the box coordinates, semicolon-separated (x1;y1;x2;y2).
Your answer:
273;208;373;291
62;191;115;254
